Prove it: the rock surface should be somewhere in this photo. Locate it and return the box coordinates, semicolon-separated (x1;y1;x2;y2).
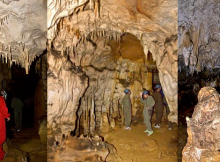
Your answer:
0;0;47;73
47;0;178;143
178;0;220;74
48;135;114;162
182;87;220;162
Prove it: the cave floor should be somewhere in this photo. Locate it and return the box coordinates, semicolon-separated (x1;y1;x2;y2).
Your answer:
105;122;178;162
2;128;46;162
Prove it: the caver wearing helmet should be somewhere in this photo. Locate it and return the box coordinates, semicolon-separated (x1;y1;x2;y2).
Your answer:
153;84;164;129
124;89;131;95
154;84;161;90
140;90;155;136
142;90;150;99
122;89;132;130
0;90;7;101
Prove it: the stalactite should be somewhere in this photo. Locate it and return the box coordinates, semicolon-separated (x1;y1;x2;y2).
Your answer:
83;98;86;135
86;96;89;135
113;32;116;41
90;94;95;135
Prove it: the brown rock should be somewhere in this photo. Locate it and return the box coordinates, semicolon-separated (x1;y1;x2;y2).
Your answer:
182;87;220;162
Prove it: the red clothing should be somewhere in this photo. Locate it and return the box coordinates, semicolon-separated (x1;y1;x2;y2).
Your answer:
0;96;10;160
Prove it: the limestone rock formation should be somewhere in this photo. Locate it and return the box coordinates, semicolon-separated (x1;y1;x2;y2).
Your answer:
47;134;117;162
178;0;220;74
47;0;178;145
182;87;220;162
0;0;47;74
3;139;29;162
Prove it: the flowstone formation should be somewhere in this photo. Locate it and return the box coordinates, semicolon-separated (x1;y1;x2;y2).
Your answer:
178;0;220;74
47;0;177;161
0;0;47;74
182;87;220;162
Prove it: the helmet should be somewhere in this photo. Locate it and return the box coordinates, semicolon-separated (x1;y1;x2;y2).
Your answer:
124;89;130;94
142;90;149;95
155;84;161;89
1;90;7;100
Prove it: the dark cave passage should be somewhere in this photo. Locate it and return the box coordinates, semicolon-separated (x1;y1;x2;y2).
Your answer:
0;53;47;162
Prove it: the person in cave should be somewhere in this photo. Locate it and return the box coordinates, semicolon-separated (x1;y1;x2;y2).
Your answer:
140;90;155;136
160;88;173;130
122;89;132;130
163;96;173;130
0;90;7;101
153;84;164;128
0;94;10;160
11;96;24;132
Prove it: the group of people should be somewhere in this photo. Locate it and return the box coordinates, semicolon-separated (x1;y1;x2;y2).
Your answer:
122;84;172;136
0;90;24;160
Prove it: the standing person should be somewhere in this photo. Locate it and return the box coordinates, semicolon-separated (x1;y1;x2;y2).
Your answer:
163;96;173;130
122;89;132;130
140;90;155;136
11;96;24;132
0;90;7;101
153;84;164;128
0;95;10;160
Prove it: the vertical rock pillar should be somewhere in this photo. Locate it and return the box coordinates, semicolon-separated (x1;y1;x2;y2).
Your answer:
182;87;220;162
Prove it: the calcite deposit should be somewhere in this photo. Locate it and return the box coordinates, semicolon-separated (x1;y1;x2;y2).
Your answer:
182;87;220;162
0;0;47;74
178;0;220;74
47;0;178;141
48;134;118;162
47;0;178;161
178;1;220;160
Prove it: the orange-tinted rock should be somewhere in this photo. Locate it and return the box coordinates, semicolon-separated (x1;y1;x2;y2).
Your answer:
182;87;220;162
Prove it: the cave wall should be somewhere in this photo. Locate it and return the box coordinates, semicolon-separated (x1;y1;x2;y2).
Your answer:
178;0;220;74
35;54;47;121
47;0;178;141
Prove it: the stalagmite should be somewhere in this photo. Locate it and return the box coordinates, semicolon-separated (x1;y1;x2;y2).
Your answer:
182;87;220;162
47;0;178;161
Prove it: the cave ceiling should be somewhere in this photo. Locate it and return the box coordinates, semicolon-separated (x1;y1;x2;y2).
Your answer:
47;0;178;132
0;0;47;74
